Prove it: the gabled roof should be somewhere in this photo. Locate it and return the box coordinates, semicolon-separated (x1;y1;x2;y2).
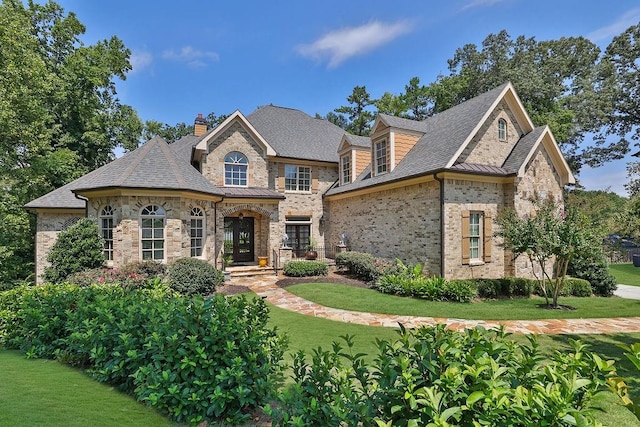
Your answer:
25;136;223;209
246;105;345;162
338;134;371;152
325;82;572;197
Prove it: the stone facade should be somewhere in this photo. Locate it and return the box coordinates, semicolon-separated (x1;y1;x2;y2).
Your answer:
34;210;84;280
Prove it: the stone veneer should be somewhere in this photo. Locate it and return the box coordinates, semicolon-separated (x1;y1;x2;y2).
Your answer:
34;210;84;281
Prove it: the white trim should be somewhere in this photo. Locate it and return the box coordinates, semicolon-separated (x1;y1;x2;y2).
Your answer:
389;132;396;172
195;110;277;156
445;83;534;169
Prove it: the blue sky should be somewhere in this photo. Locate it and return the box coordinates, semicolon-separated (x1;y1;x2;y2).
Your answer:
55;0;640;196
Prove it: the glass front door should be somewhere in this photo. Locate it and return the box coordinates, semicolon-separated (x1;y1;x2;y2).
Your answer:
224;217;254;263
286;223;310;258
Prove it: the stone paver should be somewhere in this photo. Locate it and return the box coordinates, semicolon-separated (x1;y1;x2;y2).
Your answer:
234;275;640;335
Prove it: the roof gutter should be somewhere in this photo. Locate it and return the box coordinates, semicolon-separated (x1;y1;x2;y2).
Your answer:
433;172;445;278
74;193;89;217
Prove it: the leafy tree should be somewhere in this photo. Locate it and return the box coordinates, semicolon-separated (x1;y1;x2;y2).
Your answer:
43;217;105;283
333;86;376;136
626;161;640;198
565;189;627;237
497;197;600;308
0;0;140;284
403;76;431;120
374;91;407;117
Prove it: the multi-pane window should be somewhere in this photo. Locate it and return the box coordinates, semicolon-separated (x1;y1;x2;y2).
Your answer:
498;118;507;141
100;205;114;261
375;140;388;175
285;165;311;192
341;154;351;184
224;152;248;186
190;207;204;257
469;212;482;260
140;205;165;261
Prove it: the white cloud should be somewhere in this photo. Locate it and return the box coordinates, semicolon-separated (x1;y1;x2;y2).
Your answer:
587;7;640;42
162;46;220;68
297;20;413;68
460;0;507;12
129;50;153;73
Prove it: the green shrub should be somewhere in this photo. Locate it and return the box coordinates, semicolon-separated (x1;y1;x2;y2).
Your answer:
565;277;593;297
373;275;477;303
166;258;223;295
119;260;167;278
0;284;287;424
65;267;156;289
335;251;400;282
283;260;328;277
43;217;105;283
568;250;617;297
477;277;535;299
442;279;478;302
267;325;616;426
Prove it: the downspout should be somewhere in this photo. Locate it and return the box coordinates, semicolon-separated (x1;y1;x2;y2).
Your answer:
74;193;89;217
433;173;445;278
214;196;224;269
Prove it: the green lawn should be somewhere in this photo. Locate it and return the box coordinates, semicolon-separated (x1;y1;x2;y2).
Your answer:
611;263;640;286
285;282;640;320
0;350;171;427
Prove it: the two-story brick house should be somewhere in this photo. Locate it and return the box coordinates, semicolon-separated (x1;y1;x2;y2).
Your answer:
26;82;574;281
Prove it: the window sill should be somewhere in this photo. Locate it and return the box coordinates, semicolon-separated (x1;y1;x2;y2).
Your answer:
469;260;485;266
284;190;312;194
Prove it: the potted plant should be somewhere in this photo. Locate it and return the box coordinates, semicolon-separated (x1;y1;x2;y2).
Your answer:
305;237;318;260
221;253;233;281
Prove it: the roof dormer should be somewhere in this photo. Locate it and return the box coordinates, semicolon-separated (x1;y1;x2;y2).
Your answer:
337;135;371;185
369;114;424;176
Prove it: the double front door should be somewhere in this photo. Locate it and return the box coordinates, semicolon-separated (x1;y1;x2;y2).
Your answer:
224;217;254;263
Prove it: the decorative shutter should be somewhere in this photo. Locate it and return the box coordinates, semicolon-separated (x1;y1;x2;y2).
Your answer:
461;210;470;265
278;163;285;191
312;167;319;193
483;211;492;263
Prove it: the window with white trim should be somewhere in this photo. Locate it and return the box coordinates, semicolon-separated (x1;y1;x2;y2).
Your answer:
341;154;351;184
498;118;507;141
100;205;114;261
375;139;388;175
190;207;205;257
224;152;248;186
140;205;165;261
469;212;482;260
285;165;311;192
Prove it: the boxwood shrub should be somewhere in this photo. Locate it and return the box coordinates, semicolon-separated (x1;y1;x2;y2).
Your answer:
476;277;535;299
534;277;593;297
166;257;224;295
283;260;328;277
335;251;401;282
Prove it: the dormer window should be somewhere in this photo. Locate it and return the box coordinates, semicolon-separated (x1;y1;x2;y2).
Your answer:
498;118;507;141
224;152;248;186
341;154;351;184
374;139;388;175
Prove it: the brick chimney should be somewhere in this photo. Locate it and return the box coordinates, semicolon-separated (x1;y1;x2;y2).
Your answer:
194;113;207;137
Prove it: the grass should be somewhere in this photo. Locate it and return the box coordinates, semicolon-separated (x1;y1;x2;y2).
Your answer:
611;263;640;286
285;282;640;320
0;350;171;427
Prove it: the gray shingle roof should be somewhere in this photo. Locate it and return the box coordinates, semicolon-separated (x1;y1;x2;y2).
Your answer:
502;126;546;173
25;136;223;209
246;106;345;162
170;134;199;164
343;134;371;148
326;83;510;196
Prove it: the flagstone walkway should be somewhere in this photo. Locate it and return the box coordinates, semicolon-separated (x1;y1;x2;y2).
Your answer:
232;275;640;335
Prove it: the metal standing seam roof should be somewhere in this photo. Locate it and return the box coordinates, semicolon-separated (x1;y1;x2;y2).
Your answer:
246;105;345;163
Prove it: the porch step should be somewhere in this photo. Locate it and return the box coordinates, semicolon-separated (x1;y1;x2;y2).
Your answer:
227;265;276;278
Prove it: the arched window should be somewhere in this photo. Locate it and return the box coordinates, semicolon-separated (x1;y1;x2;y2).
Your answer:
100;205;114;261
140;205;165;261
224;152;248;186
498;118;507;141
190;207;205;257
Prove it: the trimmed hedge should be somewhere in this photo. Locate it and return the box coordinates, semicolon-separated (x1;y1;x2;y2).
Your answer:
476;277;536;299
535;277;593;298
373;275;477;303
0;284;286;424
283;260;328;277
166;257;224;295
335;251;401;282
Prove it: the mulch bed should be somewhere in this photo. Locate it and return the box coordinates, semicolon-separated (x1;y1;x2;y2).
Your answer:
277;270;369;289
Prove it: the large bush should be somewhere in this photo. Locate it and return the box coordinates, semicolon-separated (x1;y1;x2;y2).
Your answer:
335;251;400;282
166;257;224;295
283;260;328;277
0;284;287;424
65;261;167;289
43;217;105;283
476;277;535;299
568;250;617;297
267;325;616;426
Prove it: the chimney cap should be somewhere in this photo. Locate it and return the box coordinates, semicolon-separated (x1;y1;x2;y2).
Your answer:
194;113;207;125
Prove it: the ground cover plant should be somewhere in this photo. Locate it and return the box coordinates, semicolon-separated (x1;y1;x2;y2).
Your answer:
610;263;640;286
285;283;640;320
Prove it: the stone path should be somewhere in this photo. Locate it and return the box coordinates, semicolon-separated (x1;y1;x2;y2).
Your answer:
233;275;640;335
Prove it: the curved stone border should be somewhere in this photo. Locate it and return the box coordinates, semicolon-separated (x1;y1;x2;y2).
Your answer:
237;276;640;335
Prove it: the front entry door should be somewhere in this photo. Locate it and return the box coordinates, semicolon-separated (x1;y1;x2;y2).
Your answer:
224;217;254;263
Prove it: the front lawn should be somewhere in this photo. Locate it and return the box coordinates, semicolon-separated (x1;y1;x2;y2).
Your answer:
285;282;640;320
611;263;640;286
0;350;171;427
